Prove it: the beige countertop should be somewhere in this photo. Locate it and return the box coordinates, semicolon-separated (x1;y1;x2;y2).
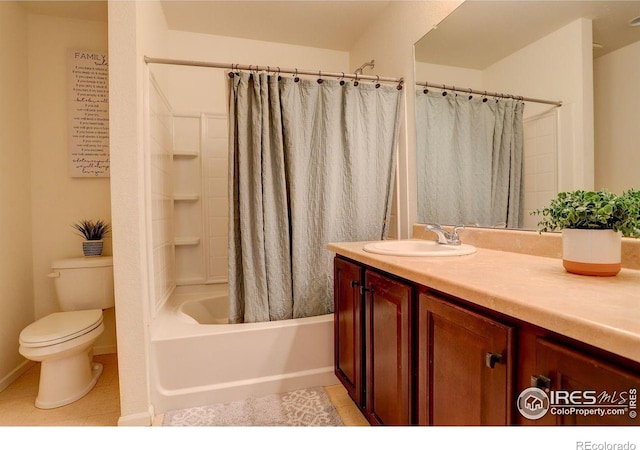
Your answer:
327;240;640;364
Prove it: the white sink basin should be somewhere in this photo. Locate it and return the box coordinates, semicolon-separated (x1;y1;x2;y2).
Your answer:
363;239;476;257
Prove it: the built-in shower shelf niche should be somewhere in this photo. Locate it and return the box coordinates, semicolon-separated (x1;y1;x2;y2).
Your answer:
174;194;200;202
175;237;200;246
172;112;229;286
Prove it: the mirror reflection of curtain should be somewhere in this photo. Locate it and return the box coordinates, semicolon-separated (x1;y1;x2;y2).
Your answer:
229;72;403;323
416;90;524;228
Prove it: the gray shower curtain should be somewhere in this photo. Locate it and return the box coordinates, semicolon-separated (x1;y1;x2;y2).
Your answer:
416;90;524;228
229;72;403;323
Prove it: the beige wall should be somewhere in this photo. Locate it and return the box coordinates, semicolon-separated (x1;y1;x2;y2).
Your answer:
109;0;170;425
349;1;463;237
0;2;34;390
594;40;640;193
27;12;114;352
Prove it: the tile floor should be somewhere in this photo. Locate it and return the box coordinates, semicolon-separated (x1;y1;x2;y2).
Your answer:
0;353;120;426
0;353;367;427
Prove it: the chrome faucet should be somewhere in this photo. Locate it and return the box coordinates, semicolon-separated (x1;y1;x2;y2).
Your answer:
425;223;464;246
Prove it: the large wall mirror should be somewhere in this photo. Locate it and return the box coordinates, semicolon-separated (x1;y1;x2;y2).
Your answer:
414;1;640;230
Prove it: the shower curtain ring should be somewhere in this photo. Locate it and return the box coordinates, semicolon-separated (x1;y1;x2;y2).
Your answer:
277;67;282;81
468;87;473;100
442;83;447;96
423;82;429;94
375;75;380;89
317;70;323;84
294;68;299;82
340;72;345;86
354;73;359;86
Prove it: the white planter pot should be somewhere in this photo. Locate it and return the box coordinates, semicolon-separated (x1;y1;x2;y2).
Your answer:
562;229;621;277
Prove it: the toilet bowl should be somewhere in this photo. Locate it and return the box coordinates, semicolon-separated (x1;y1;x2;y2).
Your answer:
18;256;114;409
19;310;105;409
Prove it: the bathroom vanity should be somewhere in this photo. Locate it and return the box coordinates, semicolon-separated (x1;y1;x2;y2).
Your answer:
329;233;640;426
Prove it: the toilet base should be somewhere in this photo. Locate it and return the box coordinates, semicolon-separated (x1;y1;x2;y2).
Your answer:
35;354;103;409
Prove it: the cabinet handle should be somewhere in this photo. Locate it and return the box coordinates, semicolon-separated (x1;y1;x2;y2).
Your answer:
531;375;551;389
360;285;373;295
351;280;360;288
485;352;504;369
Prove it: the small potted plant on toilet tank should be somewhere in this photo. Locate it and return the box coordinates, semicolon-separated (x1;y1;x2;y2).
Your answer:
72;219;111;257
532;189;640;276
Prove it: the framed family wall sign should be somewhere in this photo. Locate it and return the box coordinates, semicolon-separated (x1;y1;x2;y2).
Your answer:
67;49;109;178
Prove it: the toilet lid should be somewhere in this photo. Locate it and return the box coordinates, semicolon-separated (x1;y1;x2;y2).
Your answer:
19;309;103;347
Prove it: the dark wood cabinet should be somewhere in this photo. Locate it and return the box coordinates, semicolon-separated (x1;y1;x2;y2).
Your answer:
531;338;640;426
333;257;413;425
333;257;364;407
417;291;515;425
364;270;413;425
333;255;640;427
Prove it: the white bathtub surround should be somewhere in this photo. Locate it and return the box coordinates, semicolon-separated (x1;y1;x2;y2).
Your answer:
229;73;403;323
163;386;343;426
150;284;338;413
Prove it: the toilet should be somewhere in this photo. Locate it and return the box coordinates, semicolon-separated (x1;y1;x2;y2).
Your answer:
19;256;114;409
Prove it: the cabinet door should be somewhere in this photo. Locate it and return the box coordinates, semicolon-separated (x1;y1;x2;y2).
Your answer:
334;257;364;407
417;292;515;425
364;270;413;425
533;338;640;426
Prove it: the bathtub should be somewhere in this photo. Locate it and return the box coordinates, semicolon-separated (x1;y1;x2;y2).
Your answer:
149;284;338;413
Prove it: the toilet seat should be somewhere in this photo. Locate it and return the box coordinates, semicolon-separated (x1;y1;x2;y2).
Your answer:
19;309;103;348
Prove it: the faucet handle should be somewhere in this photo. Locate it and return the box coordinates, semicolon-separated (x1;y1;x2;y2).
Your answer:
449;224;465;245
425;223;443;231
452;224;465;236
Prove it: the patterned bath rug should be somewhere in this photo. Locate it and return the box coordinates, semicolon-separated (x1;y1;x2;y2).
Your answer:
162;386;344;426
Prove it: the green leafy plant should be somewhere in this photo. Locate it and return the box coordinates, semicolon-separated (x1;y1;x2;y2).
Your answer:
531;189;640;238
72;219;111;241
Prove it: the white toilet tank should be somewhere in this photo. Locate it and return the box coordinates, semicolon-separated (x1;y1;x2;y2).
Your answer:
50;256;114;311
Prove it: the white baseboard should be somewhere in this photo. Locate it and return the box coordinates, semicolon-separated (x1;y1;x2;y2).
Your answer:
117;406;154;426
0;359;36;393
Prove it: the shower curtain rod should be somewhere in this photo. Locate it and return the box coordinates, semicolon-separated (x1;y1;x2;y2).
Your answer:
144;56;404;87
417;81;562;106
